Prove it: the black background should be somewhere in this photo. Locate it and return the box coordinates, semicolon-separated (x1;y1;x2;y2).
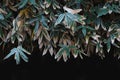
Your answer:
0;50;120;80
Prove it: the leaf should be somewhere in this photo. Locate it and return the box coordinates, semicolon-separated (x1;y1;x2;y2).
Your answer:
42;48;48;56
14;52;20;64
18;46;31;55
53;36;58;44
82;28;86;36
0;8;7;14
107;39;111;53
18;49;28;62
86;26;95;31
85;36;89;44
79;52;83;59
49;46;54;56
97;8;109;17
26;18;38;24
64;15;73;28
55;14;65;26
33;21;40;34
95;18;101;30
33;26;42;40
66;13;78;22
38;34;43;45
0;14;4;20
40;16;49;29
29;0;36;5
42;29;51;41
55;48;65;59
4;48;16;60
73;50;78;58
62;51;68;62
18;0;28;9
63;6;82;14
55;45;70;61
45;0;52;8
4;46;30;64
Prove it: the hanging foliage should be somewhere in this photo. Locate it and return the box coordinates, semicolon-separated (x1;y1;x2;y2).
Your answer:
0;0;120;64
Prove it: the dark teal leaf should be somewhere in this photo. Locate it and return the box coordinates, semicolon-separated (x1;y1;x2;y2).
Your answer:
15;52;20;64
33;21;39;34
29;0;36;5
46;0;52;8
5;12;12;19
55;13;65;26
86;26;95;30
0;28;4;38
107;39;111;52
68;45;77;49
26;18;38;24
64;15;73;28
18;0;28;9
4;48;16;60
55;47;65;59
18;49;28;62
113;43;120;48
82;28;86;36
97;8;109;17
65;47;70;57
40;16;49;29
18;46;31;55
0;14;4;20
75;26;83;31
66;13;78;22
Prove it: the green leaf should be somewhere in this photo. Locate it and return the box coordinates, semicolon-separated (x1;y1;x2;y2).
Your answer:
86;26;95;30
68;45;77;49
66;13;78;22
26;18;38;24
0;28;4;38
46;0;52;8
75;26;83;31
18;46;31;55
4;48;16;60
40;16;49;29
0;14;4;20
14;52;20;64
29;0;36;5
64;15;73;28
107;39;111;52
18;49;28;62
55;13;65;26
18;0;28;9
55;47;65;59
97;8;109;17
4;46;30;64
82;28;86;36
66;48;70;57
42;29;51;41
33;21;39;34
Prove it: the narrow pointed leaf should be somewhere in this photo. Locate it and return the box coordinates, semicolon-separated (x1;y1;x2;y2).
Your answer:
82;28;86;36
18;46;31;55
55;14;65;26
4;48;16;60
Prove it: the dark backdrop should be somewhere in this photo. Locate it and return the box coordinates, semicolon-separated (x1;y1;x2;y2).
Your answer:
0;49;120;80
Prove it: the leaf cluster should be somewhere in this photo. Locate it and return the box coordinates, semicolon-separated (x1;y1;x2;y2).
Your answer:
0;0;120;64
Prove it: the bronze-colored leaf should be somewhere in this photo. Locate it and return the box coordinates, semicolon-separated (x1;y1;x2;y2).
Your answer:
42;29;51;41
38;35;43;45
49;46;54;56
42;48;48;55
34;26;42;40
63;6;82;14
62;51;67;62
0;8;7;14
